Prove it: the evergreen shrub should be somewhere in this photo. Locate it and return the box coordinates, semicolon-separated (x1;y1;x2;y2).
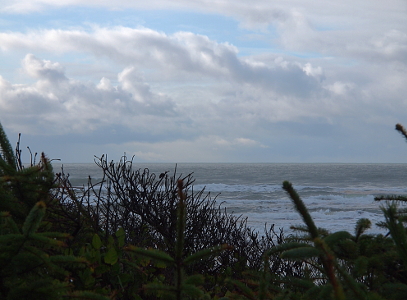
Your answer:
2;121;407;299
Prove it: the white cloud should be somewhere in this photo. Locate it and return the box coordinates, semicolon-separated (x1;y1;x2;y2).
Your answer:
0;50;340;151
108;135;267;162
22;54;67;81
0;27;406;134
325;82;355;96
0;54;181;135
302;63;324;80
364;30;407;63
0;27;325;97
97;77;113;91
1;1;45;13
0;1;406;162
2;0;405;64
235;137;266;147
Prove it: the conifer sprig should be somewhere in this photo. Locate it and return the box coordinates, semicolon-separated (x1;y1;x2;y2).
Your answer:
282;181;346;300
0;122;16;170
282;181;319;239
396;123;407;142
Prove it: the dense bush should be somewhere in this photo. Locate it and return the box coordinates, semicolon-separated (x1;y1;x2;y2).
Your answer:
51;154;302;297
0;124;110;300
2;121;407;299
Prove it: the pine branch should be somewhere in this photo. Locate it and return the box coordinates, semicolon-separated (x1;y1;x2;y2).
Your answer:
282;181;319;239
283;181;346;300
396;123;407;142
0;122;16;170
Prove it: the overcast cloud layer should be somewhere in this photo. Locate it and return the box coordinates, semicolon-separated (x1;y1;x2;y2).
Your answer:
0;0;406;163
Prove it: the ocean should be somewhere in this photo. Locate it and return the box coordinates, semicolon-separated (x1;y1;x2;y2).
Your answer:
52;162;407;236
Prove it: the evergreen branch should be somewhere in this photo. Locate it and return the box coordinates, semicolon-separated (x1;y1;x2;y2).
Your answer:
282;181;319;239
180;283;205;298
22;201;46;236
0;234;26;245
49;255;88;265
36;231;71;239
382;203;407;268
323;231;352;247
335;263;369;300
259;257;271;300
183;244;232;265
225;278;257;300
354;218;371;242
396;123;407;142
27;234;67;247
65;291;111;300
0;158;17;177
7;278;69;299
125;246;175;265
313;238;345;300
143;283;177;298
264;241;311;257
0;122;16;170
382;283;407;300
283;181;345;300
1;212;20;234
183;274;204;285
280;246;320;260
144;284;177;292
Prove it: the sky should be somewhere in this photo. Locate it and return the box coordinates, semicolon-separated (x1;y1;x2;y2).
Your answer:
0;0;406;163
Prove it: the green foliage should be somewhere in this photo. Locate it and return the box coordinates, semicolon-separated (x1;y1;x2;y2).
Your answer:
227;177;407;300
126;179;230;300
0;122;17;169
3;120;407;300
382;204;407;265
0;197;109;299
0;122;111;299
354;218;371;242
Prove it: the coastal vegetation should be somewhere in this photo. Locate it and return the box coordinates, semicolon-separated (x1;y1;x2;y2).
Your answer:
1;121;407;299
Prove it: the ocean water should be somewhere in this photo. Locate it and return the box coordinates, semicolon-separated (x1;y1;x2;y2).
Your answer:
52;163;407;236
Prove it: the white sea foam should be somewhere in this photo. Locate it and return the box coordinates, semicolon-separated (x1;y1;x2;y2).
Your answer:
54;163;407;237
215;193;389;235
194;183;282;193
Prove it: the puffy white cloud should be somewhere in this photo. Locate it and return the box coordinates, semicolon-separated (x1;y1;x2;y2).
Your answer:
361;30;407;63
302;63;324;80
22;54;67;81
325;82;355;96
0;50;340;154
2;0;405;65
0;54;180;135
1;0;406;162
0;27;325;98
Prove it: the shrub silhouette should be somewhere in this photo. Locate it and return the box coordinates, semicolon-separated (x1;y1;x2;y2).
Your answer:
0;122;110;300
52;155;300;291
4;120;407;299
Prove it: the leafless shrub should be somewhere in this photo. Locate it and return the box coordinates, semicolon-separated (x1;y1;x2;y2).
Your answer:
51;155;304;279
